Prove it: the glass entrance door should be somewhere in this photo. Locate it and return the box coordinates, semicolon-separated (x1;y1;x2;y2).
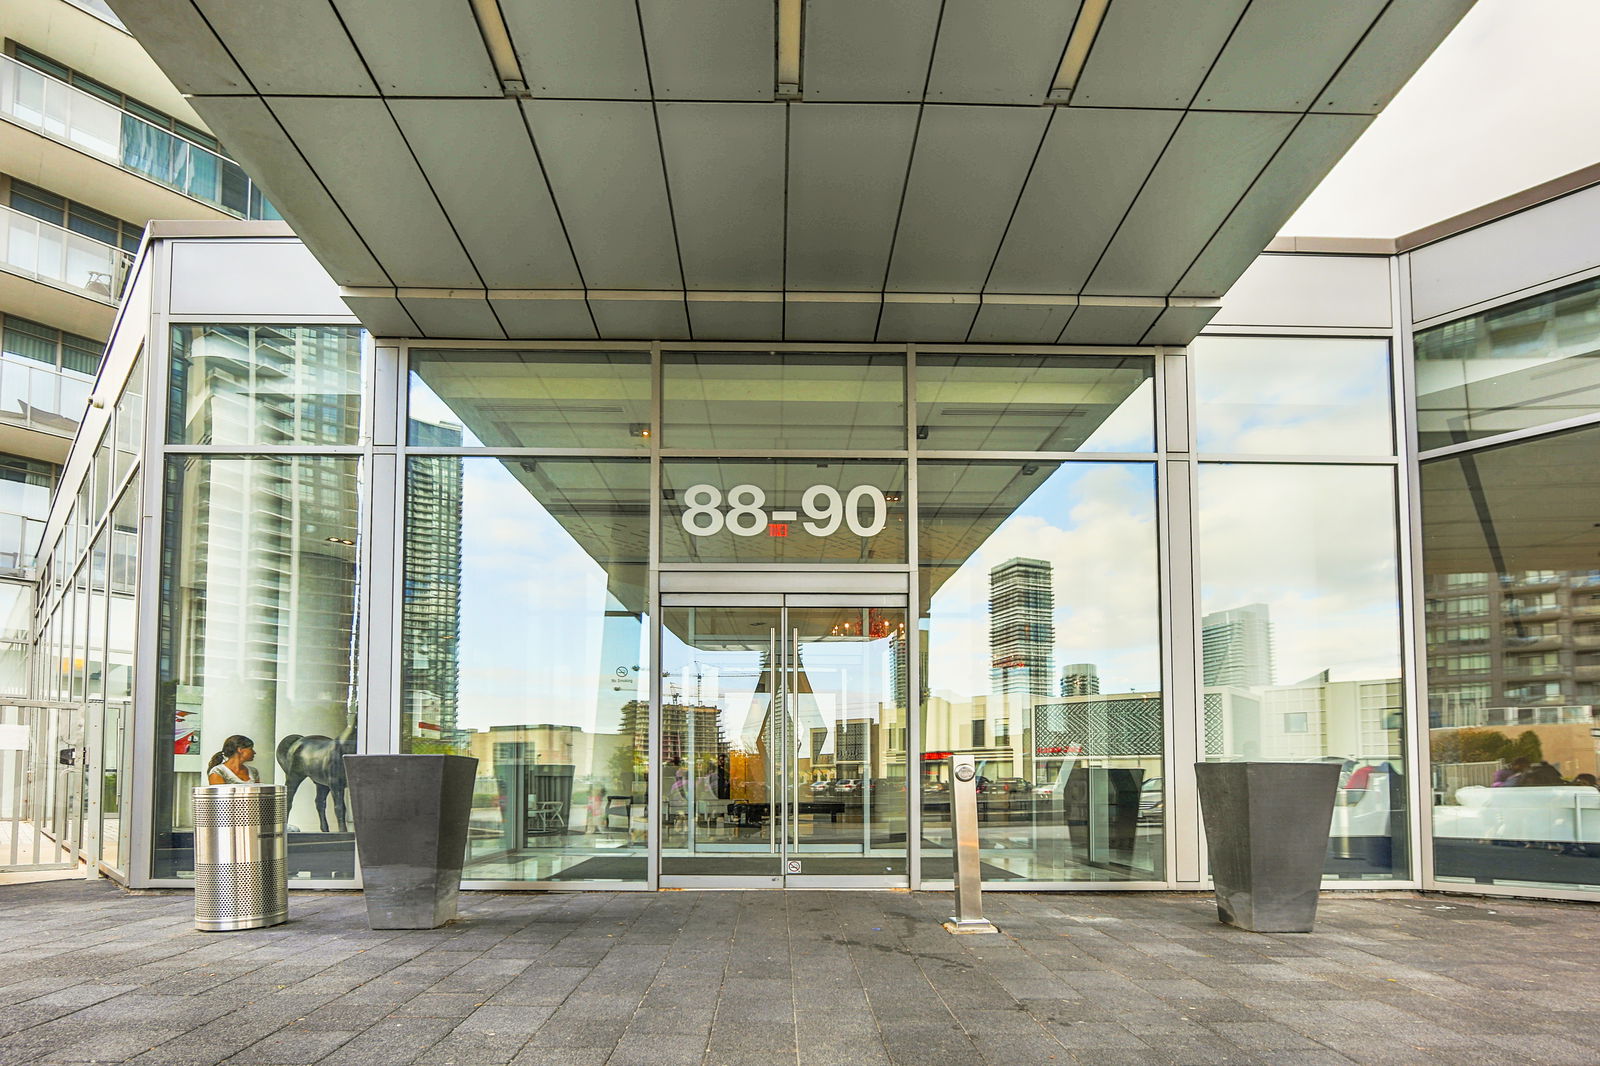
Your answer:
659;595;909;886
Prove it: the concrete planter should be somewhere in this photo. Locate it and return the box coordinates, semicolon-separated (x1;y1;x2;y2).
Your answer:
346;754;478;929
1195;761;1341;933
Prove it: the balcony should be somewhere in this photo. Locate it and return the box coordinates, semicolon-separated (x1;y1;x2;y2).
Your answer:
0;355;92;441
0;53;277;221
0;203;131;305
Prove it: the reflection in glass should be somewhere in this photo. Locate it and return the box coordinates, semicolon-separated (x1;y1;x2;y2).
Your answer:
660;605;908;879
402;456;650;883
918;461;1163;882
1416;275;1600;451
1192;337;1393;455
1197;463;1407;878
662;352;904;450
409;349;651;449
154;456;362;879
660;459;907;565
167;324;363;445
916;355;1154;452
1423;425;1600;889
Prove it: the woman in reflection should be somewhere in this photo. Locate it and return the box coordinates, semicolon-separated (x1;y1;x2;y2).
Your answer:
206;735;260;785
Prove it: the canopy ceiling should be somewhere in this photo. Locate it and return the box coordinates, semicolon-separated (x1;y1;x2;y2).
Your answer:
111;0;1472;345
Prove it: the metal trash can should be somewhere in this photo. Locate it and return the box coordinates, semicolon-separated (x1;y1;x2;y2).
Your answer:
192;783;287;932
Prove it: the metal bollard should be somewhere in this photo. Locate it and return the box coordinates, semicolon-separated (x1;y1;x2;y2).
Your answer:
943;754;998;934
192;783;288;932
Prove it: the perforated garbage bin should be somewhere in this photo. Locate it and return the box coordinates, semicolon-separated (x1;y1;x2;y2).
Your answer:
192;783;288;932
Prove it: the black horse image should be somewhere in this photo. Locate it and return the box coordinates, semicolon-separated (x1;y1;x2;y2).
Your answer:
276;719;356;833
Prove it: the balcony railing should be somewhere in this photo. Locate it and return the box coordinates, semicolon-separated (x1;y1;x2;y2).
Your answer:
0;355;92;438
0;203;131;305
0;53;278;221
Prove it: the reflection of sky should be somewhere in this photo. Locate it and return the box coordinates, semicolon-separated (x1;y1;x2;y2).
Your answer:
1198;464;1401;684
410;375;477;445
451;460;645;732
1192;338;1392;455
925;463;1161;697
1080;378;1156;452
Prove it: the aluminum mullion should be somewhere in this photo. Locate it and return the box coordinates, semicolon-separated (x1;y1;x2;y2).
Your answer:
906;344;921;891
646;341;663;890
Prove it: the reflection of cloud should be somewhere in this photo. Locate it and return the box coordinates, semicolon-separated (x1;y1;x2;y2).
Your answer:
1081;378;1154;452
1193;339;1392;455
927;463;1162;695
1197;464;1401;683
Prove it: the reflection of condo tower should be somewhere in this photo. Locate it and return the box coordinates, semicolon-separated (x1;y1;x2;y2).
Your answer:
1202;603;1275;687
1060;663;1100;697
402;420;465;745
990;557;1055;697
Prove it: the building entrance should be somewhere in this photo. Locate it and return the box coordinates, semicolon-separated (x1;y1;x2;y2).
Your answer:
659;582;909;887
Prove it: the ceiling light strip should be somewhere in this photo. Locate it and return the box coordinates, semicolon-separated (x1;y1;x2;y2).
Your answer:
1050;0;1111;102
469;0;530;97
776;0;802;98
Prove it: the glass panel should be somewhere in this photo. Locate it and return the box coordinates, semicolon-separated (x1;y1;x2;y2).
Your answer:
1422;425;1600;890
154;457;362;880
662;352;905;450
918;460;1164;882
1197;463;1407;878
1192;336;1394;455
1416;275;1600;451
660;459;907;564
402;457;650;883
107;481;137;701
916;354;1155;452
409;349;651;449
114;349;143;487
168;325;364;445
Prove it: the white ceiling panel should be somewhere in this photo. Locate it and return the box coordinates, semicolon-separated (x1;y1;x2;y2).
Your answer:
390;99;580;289
399;293;506;339
1144;305;1220;346
269;97;481;287
488;294;597;339
925;0;1082;105
802;0;941;102
332;0;499;96
638;0;773;101
784;296;881;342
1070;0;1248;109
657;103;784;290
1085;111;1297;296
986;108;1181;295
590;295;690;340
186;97;389;285
190;0;375;95
1058;304;1162;345
339;292;418;336
102;0;249;94
877;297;980;342
1314;1;1475;114
967;301;1076;344
886;105;1049;293
786;106;920;291
1194;0;1386;112
687;296;784;341
522;101;682;290
1175;114;1371;297
502;0;649;99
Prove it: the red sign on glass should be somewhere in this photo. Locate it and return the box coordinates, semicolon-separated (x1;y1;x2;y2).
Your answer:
767;523;789;537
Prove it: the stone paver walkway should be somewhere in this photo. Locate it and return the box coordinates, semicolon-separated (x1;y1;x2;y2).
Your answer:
1;882;1597;1066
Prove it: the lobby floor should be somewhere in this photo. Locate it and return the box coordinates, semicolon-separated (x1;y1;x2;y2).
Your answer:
0;882;1596;1066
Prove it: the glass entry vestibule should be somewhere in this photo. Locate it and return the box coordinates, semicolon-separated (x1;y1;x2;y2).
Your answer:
660;579;909;887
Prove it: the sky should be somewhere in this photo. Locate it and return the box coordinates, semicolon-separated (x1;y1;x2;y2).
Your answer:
1281;0;1600;239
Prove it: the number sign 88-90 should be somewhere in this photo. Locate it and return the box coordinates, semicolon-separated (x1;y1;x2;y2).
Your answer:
681;483;888;538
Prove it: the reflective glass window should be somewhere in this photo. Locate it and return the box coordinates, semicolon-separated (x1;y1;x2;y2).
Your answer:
1196;463;1407;878
1416;275;1600;451
1422;424;1600;890
402;457;651;883
409;349;651;449
918;460;1164;882
661;352;905;450
167;325;364;445
915;355;1154;452
154;456;363;879
1192;337;1393;455
661;459;907;565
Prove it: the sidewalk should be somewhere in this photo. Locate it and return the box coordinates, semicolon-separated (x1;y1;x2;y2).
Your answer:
1;882;1596;1066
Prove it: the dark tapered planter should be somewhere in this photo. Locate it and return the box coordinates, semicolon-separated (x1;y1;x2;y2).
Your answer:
1195;761;1341;933
346;754;478;929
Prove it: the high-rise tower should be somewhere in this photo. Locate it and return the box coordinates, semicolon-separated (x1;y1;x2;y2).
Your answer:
989;557;1055;697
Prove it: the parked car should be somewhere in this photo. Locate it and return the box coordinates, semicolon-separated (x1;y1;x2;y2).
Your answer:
1139;777;1164;824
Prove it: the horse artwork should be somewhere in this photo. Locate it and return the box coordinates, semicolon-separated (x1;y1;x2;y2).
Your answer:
277;718;357;833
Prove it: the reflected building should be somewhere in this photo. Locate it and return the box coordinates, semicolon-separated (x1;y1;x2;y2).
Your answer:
990;557;1054;697
1202;604;1275;688
1060;663;1100;697
401;418;464;747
